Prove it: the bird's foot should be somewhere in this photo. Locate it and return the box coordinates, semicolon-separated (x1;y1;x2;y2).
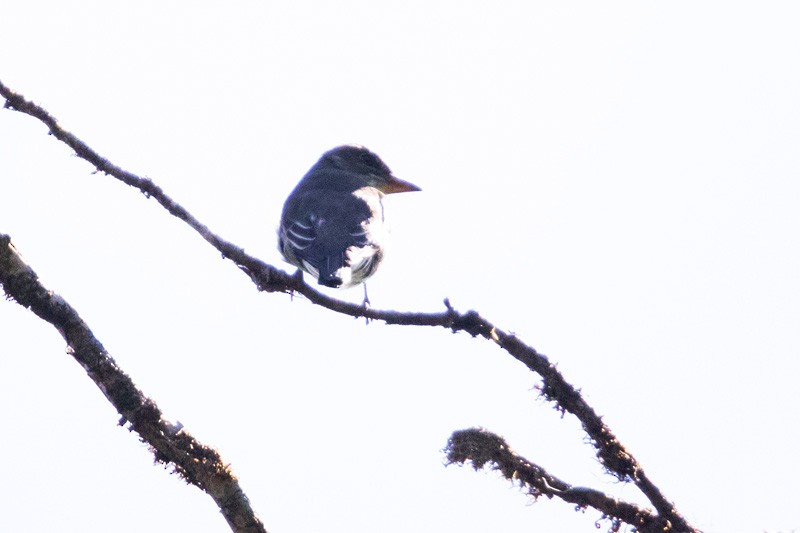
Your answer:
361;284;371;324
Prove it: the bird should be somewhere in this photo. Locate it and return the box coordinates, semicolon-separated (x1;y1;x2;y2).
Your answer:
278;145;420;297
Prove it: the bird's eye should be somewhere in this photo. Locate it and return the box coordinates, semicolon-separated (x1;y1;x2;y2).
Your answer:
359;151;389;174
360;152;379;167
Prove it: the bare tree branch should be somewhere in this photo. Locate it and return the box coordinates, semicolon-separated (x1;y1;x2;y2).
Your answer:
446;428;674;533
0;235;267;533
0;79;697;532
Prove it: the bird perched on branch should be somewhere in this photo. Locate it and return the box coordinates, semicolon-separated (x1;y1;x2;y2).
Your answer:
279;145;420;299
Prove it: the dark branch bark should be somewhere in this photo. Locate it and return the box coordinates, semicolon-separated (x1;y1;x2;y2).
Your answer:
445;428;677;533
0;235;267;533
0;79;697;532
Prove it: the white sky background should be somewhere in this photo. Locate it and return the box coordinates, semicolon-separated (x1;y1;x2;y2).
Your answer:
1;2;799;532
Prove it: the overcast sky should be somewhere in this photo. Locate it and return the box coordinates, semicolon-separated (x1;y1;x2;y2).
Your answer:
1;3;799;532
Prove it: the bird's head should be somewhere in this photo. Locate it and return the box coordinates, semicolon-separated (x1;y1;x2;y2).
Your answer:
321;145;421;194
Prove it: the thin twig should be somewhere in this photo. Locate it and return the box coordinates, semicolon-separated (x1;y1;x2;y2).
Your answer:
445;428;674;533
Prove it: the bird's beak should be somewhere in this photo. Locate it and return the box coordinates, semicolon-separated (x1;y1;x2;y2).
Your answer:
381;175;421;194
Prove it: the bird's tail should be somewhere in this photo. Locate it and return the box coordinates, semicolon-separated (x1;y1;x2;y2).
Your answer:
317;254;346;288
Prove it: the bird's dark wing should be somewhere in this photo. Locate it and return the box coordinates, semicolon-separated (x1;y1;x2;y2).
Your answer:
279;188;378;287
